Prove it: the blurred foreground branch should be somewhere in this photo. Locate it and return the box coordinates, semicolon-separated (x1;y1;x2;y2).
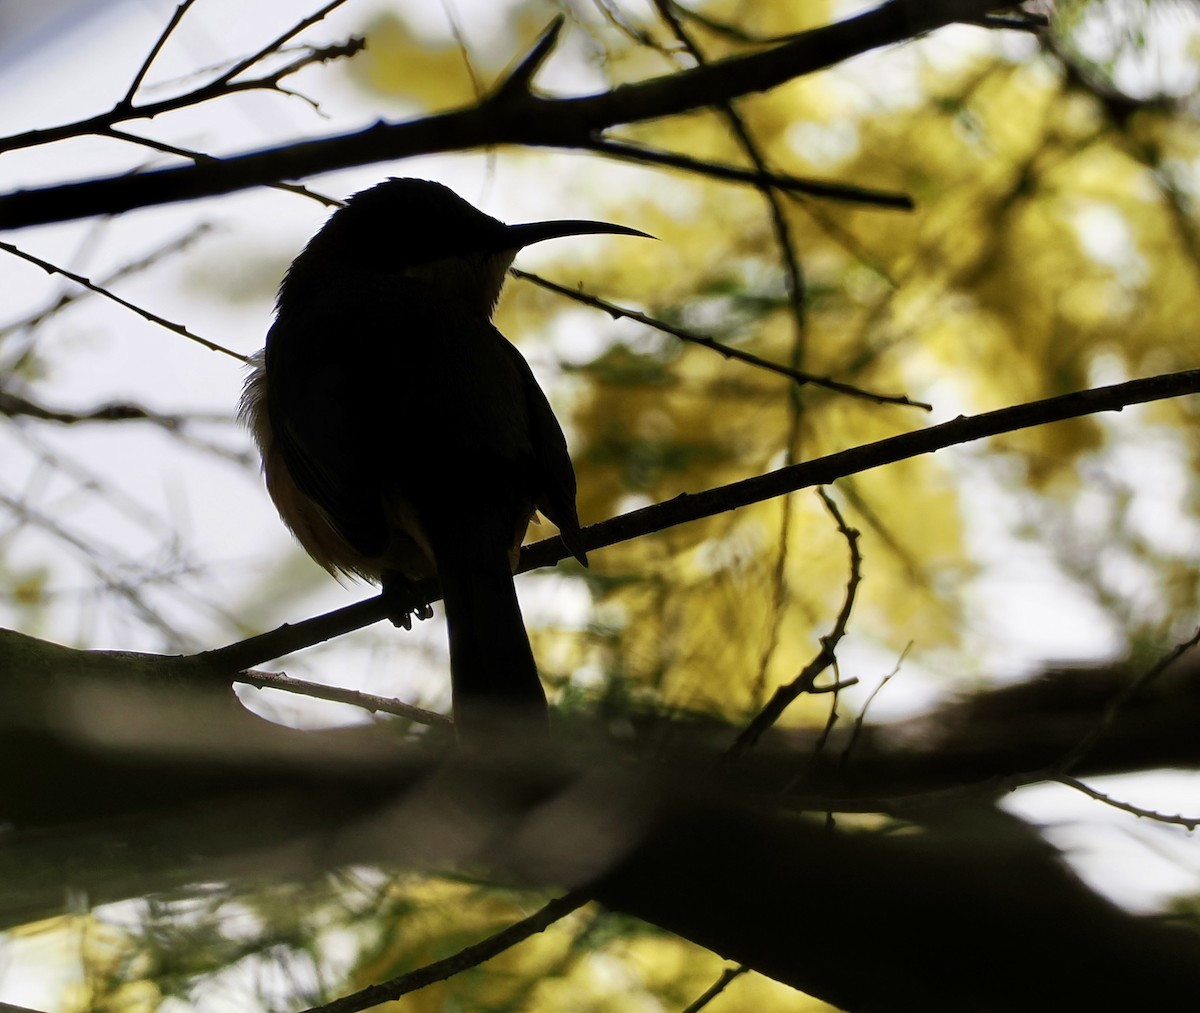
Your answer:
1;637;1199;1010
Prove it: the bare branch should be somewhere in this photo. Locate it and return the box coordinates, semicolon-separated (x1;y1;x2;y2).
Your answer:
841;643;909;768
120;0;201;108
588;137;915;209
0;489;193;647
968;13;1050;32
299;891;589;1013
511;268;931;409
0;224;211;337
729;488;862;756
666;0;800;45
1053;775;1200;831
213;0;357;87
199;367;1200;676
536;368;1200;572
681;965;751;1013
0;241;245;361
490;15;565;100
237;668;451;726
0;1001;53;1013
102;127;341;205
0;32;363;158
0;390;217;429
0;0;1005;228
1058;626;1200;774
442;0;485;102
652;0;809;329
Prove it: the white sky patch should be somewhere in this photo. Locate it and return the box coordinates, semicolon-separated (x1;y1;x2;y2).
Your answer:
1071;200;1147;284
786;119;860;168
1004;772;1200;912
1070;0;1200;99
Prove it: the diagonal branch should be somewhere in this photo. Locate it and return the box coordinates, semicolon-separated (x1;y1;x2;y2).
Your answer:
214;0;357;88
238;668;451;726
0;241;245;361
511;268;931;409
0;224;211;337
119;0;201;107
197;367;1200;676
1056;625;1200;774
299;891;589;1013
587;137;915;209
0;0;1004;229
0;390;219;429
0;33;362;157
1051;774;1200;830
490;14;566;100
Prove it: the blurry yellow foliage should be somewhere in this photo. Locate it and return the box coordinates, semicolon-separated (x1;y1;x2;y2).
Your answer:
349;877;835;1011
477;6;1200;721
347;12;480;109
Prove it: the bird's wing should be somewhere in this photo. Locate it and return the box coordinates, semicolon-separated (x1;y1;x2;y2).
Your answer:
500;338;588;567
265;307;393;561
265;277;545;568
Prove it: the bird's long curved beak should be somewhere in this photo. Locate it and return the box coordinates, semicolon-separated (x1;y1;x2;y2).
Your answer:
505;220;655;248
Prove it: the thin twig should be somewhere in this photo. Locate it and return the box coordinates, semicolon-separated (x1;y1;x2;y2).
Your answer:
0;224;211;337
238;669;451;726
213;0;357;87
840;643;909;769
0;241;245;361
1058;626;1200;774
442;0;484;101
103;127;341;205
729;488;862;756
591;0;666;50
299;891;589;1013
667;0;795;45
0;489;192;647
680;964;750;1013
511;269;930;409
589;137;914;209
1052;775;1199;831
0;390;221;429
651;0;808;329
967;13;1050;32
120;0;201;107
0;32;361;157
653;0;814;722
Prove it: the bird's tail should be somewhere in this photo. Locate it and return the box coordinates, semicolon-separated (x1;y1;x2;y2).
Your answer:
434;538;547;739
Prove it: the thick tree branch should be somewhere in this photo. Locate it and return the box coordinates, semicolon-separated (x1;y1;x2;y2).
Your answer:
0;0;1001;229
0;685;1196;1011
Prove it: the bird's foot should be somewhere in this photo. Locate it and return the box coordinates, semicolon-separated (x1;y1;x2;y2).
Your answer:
381;575;434;630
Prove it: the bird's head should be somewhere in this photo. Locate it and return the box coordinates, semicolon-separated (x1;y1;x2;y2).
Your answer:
279;178;650;315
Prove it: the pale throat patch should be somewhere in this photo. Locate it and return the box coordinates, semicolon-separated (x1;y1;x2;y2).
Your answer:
401;249;518;316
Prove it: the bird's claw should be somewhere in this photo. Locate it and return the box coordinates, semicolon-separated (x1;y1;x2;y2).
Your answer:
382;577;434;629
